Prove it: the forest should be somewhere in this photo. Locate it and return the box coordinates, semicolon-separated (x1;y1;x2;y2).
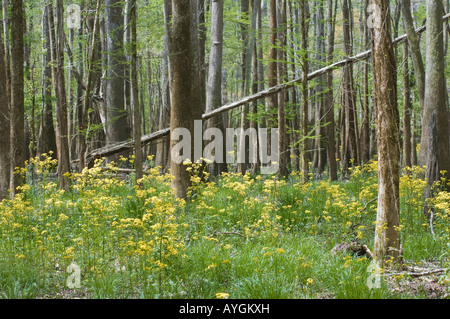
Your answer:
0;0;449;300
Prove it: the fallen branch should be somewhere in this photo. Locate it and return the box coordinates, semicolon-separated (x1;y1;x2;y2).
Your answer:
401;269;446;278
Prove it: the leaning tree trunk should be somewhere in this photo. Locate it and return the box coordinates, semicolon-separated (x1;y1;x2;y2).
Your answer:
372;0;401;265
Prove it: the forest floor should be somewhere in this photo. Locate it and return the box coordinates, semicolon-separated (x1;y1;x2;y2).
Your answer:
0;155;449;299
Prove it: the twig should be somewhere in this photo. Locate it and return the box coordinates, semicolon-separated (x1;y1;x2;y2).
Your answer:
360;197;377;213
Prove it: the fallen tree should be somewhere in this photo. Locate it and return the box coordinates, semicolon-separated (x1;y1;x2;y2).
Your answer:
85;13;450;167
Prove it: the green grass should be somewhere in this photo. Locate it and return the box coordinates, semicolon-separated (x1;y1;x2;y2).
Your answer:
0;156;449;299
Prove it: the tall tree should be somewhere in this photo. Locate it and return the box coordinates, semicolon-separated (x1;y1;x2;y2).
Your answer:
267;0;278;157
423;0;450;215
277;0;289;178
402;42;412;169
37;4;57;158
325;0;338;181
47;0;71;190
205;0;227;176
0;19;10;200
341;0;359;177
169;0;194;198
372;0;401;265
105;0;130;162
300;0;309;182
10;0;25;194
312;0;327;175
360;0;371;165
130;0;143;182
79;0;101;171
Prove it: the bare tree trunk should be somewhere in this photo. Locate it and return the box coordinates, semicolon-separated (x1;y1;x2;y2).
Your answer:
155;0;171;171
130;0;143;182
37;4;57;158
314;0;327;176
300;0;309;182
360;0;371;165
401;0;426;165
267;0;278;157
206;0;227;176
169;0;194;199
52;0;71;190
423;0;450;215
277;0;289;178
10;0;25;194
372;0;401;265
402;42;412;169
105;0;130;162
341;0;359;177
325;0;338;181
0;20;10;200
78;0;101;171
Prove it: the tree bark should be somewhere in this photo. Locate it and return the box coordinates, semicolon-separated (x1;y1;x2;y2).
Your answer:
130;0;143;182
372;0;401;265
52;0;71;190
10;0;25;194
402;42;412;169
37;4;57;158
341;0;359;177
105;0;130;162
325;0;338;181
206;0;227;176
0;19;10;200
169;0;194;198
423;0;450;215
300;0;309;182
277;0;289;178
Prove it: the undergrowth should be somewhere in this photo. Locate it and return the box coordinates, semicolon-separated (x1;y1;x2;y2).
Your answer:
0;154;449;299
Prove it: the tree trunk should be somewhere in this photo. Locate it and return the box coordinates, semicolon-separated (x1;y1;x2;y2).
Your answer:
169;0;194;199
313;0;327;176
325;0;338;181
105;0;130;162
277;0;289;178
372;0;401;265
205;0;227;176
341;0;359;177
402;42;412;169
267;0;278;158
300;0;309;182
48;0;71;190
130;0;143;182
423;0;450;215
401;0;426;165
0;20;10;200
360;0;371;165
37;4;57;158
10;0;25;194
